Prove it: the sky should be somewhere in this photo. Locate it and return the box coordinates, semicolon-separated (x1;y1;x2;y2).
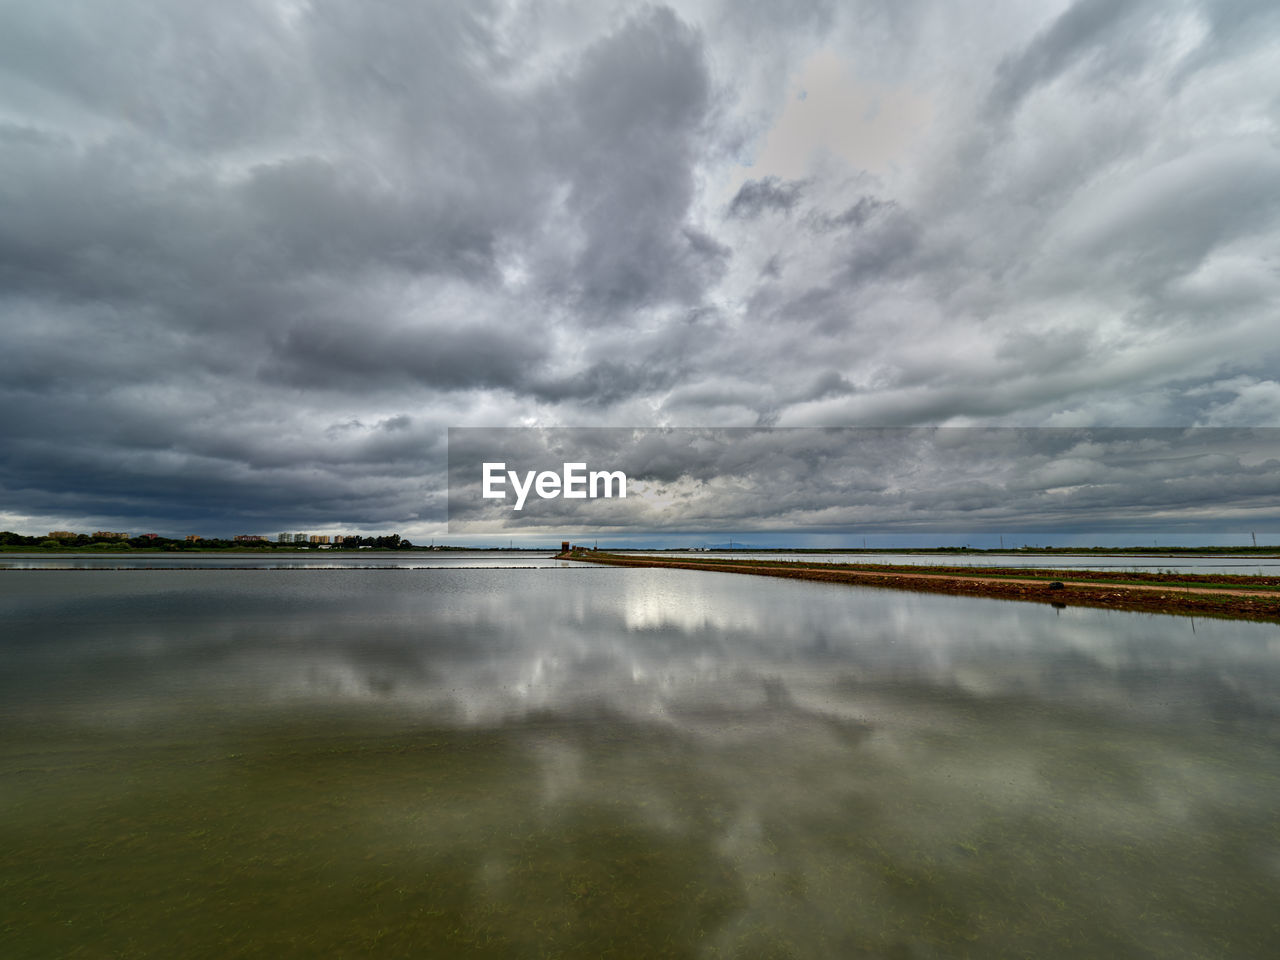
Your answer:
1;0;1278;543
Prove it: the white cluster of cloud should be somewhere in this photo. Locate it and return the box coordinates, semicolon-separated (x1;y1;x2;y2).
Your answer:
1;0;1277;535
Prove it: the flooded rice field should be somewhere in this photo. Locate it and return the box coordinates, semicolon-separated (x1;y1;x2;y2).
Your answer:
2;567;1277;958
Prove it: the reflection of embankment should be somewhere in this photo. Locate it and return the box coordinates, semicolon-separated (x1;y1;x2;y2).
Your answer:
562;552;1280;623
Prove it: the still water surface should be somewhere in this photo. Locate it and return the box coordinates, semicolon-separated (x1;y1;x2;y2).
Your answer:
8;550;1280;575
0;550;567;570
2;568;1278;958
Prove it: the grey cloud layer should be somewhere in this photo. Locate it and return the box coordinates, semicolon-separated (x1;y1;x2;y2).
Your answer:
1;0;1277;534
448;428;1280;533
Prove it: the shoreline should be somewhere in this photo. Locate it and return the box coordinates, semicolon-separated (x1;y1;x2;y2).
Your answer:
561;552;1280;623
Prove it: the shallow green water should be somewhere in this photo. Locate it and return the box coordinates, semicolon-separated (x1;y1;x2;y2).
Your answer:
2;569;1278;958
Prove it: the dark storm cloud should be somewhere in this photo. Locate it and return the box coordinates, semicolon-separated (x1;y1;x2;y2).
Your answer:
1172;0;1280;80
728;176;805;218
986;0;1150;114
268;317;544;391
1;0;1278;537
0;2;717;318
524;359;683;405
550;7;725;310
804;196;892;232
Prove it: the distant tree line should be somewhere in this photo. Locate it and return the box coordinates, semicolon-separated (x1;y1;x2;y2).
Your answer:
0;531;412;550
338;535;410;549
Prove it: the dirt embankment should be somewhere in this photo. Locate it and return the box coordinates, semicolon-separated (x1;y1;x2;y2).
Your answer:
559;552;1280;623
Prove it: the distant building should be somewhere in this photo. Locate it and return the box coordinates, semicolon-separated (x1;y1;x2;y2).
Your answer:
185;535;202;542
277;532;292;543
93;531;129;540
309;535;330;544
48;531;77;539
139;533;159;540
234;535;267;542
293;533;308;543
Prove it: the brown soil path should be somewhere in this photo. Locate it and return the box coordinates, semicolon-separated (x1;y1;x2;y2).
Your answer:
560;552;1280;623
705;564;1280;597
